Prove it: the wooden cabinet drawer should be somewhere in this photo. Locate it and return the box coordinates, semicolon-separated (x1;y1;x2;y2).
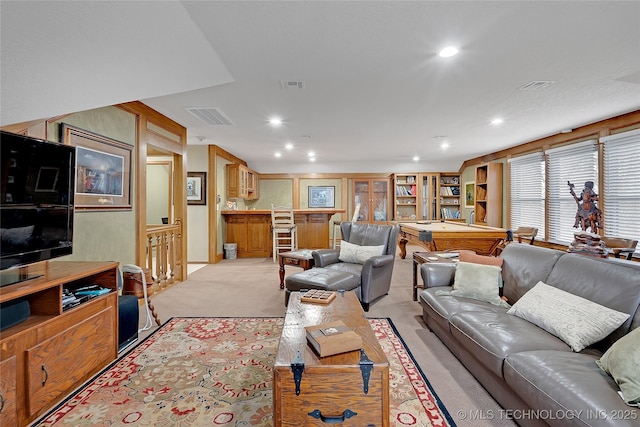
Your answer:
25;307;115;417
0;356;17;426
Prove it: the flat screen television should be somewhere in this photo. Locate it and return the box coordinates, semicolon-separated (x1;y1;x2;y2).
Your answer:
1;131;76;285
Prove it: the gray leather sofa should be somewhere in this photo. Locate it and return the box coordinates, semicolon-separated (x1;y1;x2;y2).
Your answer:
286;222;399;311
419;243;640;427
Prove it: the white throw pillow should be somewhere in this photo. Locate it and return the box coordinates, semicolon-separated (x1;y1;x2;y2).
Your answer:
507;281;630;352
445;261;509;308
338;240;385;264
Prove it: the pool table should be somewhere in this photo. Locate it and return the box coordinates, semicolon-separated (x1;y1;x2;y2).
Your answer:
395;221;507;258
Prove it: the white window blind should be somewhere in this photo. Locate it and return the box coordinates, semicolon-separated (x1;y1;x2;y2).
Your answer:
602;129;640;254
547;140;598;244
509;152;545;238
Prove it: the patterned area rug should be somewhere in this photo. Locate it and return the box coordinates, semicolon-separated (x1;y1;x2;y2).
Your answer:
36;317;455;426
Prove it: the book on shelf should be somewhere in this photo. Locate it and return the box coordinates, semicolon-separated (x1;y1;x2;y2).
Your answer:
305;320;363;357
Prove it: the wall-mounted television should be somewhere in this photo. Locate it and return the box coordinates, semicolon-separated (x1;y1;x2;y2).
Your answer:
1;131;76;285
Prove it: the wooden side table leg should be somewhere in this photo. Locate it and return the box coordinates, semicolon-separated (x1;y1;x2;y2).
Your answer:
412;256;418;301
279;259;285;289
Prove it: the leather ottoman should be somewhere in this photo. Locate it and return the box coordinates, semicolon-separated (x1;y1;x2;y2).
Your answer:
284;268;359;306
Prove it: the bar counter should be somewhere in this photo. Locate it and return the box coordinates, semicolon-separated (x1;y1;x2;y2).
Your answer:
221;209;345;258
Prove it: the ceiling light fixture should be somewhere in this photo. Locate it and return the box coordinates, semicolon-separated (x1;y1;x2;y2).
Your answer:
269;117;282;126
440;142;450;149
285;143;293;150
491;118;504;125
438;46;459;58
308;151;315;157
274;152;282;158
309;157;316;162
413;156;420;162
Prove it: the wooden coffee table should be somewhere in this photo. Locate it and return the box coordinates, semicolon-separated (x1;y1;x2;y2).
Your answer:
273;291;389;426
278;250;315;289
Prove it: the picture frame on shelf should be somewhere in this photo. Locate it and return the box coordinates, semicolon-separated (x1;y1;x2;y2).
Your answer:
187;172;207;205
309;186;335;208
61;123;132;210
464;182;475;208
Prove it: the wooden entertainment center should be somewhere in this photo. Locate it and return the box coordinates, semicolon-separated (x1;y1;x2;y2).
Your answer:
0;261;119;426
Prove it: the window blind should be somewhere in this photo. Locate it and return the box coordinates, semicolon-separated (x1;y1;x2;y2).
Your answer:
547;140;598;244
509;152;545;239
602;129;640;254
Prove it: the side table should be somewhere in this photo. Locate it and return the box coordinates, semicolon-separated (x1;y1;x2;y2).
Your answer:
278;250;315;289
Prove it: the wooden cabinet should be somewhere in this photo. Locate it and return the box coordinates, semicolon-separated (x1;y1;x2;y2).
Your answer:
0;261;119;426
226;164;259;199
474;163;503;227
353;178;391;223
225;214;271;258
438;173;461;220
0;356;17;426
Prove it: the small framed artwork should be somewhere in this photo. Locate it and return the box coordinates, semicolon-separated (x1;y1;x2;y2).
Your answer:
187;172;207;205
61;123;132;210
464;182;475;208
309;186;335;208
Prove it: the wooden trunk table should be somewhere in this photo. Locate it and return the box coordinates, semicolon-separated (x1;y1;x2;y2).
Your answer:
273;291;389;426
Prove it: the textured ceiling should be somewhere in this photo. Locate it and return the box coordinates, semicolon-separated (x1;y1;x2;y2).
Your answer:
2;1;639;173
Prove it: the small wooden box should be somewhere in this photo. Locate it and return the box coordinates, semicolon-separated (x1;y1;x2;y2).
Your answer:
305;320;363;357
273;292;389;426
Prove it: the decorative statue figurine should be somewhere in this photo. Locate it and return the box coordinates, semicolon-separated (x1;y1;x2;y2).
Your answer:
568;180;602;233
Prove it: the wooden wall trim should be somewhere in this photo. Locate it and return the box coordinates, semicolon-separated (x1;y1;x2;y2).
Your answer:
460;110;640;170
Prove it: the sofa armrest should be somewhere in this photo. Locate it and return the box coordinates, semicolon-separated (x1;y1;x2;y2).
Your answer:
312;249;340;267
420;263;456;288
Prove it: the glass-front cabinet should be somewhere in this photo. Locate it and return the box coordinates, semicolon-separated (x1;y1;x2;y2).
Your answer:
353;178;391;223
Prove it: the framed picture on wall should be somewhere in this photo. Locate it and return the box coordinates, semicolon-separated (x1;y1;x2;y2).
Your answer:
61;123;132;210
464;182;475;208
309;186;335;208
187;172;206;205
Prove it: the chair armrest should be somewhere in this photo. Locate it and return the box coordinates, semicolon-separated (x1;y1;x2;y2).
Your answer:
312;249;340;267
363;254;394;269
420;263;456;288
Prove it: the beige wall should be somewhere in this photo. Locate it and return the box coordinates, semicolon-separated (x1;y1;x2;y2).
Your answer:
187;145;209;262
48;106;137;265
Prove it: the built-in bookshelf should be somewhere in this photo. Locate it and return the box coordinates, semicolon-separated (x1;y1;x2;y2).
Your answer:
474;163;502;227
393;173;418;220
392;173;462;221
439;173;461;220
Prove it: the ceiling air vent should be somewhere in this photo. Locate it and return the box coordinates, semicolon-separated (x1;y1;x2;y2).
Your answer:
519;81;555;90
185;107;234;126
280;80;305;90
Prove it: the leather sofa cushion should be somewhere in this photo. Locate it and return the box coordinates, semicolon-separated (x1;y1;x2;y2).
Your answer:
500;243;565;304
420;287;505;332
326;262;363;282
449;311;571;378
504;350;639;427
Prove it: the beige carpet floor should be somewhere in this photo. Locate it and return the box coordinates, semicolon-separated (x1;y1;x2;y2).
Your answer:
136;244;517;427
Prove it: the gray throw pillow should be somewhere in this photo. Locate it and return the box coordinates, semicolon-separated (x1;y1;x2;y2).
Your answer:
596;327;640;406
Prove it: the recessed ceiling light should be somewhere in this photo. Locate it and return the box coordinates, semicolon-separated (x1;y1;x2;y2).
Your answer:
438;46;459;58
285;143;293;150
491;118;504;125
274;152;282;158
308;151;315;157
269;117;282;126
440;142;450;149
309;157;316;162
413;156;420;162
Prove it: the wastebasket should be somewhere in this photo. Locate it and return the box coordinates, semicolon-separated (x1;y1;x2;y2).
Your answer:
224;243;237;259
